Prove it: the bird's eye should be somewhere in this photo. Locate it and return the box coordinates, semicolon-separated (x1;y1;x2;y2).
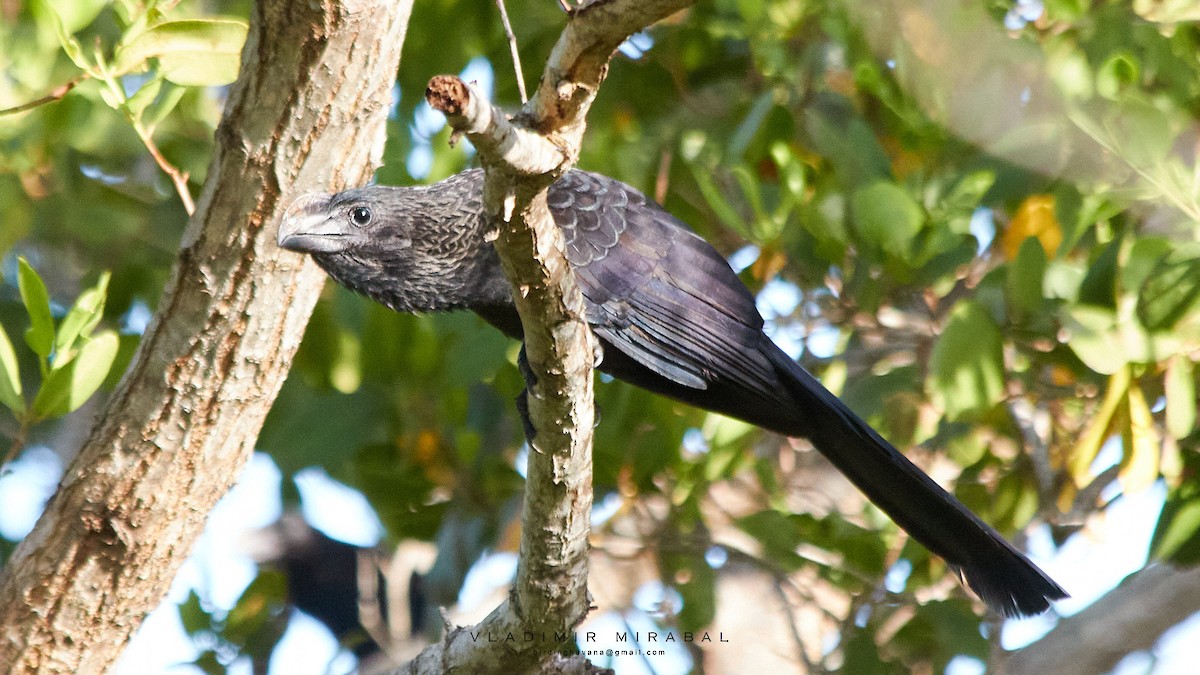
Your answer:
349;206;372;227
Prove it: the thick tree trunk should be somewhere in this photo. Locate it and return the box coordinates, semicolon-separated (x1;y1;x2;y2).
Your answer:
0;1;412;671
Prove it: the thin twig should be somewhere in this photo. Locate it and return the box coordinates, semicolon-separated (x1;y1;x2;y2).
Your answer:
82;41;195;215
0;74;90;116
494;0;527;103
768;572;821;675
654;150;672;204
133;122;196;215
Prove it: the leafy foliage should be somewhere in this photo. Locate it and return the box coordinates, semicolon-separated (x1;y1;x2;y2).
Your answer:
2;0;1199;671
0;259;118;465
176;571;290;673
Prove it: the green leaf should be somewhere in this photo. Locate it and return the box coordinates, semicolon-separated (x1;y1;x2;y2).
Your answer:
114;19;249;86
1044;260;1087;302
702;412;754;449
687;163;749;237
1048;44;1093;101
661;550;716;631
177;590;212;636
726;90;774;160
1096;53;1140;100
224;570;287;646
852;181;924;254
1121;237;1173;296
737;510;808;571
1045;0;1088;21
47;6;90;70
1165;355;1196;440
842;629;887;674
1152;471;1200;564
1155;501;1200;563
111;0;142;24
125;76;164;117
1138;248;1200;331
193;650;224;675
98;85;125;110
732;165;773;238
804;98;890;188
144;82;187;130
0;323;23;413
929;301;1005;420
769;141;805;201
53;271;111;369
1062;305;1125;374
17;258;55;361
942;170;996;213
1007;237;1047;317
1077;235;1121;309
1053;186;1088;253
0;183;31;257
1104;98;1174;167
891;600;989;668
50;0;108;33
32;331;119;420
354;443;449;541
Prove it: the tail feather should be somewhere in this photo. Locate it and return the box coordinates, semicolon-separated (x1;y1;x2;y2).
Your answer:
764;345;1067;617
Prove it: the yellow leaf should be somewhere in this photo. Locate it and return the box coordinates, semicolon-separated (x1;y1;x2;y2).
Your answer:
1002;194;1063;259
1049;364;1075;387
414;429;440;466
1070;366;1129;483
1056;480;1078;515
1120;383;1161;493
1160;435;1183;487
749;248;787;283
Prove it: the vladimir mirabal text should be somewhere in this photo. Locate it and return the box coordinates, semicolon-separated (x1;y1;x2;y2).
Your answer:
466;630;730;644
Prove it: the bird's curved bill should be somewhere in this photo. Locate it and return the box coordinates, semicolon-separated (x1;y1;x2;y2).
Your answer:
277;193;345;253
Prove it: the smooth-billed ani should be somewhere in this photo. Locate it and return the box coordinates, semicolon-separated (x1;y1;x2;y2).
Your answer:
277;168;1067;617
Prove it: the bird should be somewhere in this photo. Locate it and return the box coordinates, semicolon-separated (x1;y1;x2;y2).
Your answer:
277;167;1067;617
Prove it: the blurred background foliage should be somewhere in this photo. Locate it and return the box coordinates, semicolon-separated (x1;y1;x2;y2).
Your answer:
2;0;1199;672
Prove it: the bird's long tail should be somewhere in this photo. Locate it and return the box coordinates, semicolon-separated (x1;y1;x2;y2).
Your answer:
762;344;1067;617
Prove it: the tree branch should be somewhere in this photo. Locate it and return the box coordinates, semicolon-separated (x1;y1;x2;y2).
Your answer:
132;120;196;215
425;76;566;175
494;0;528;103
1003;564;1200;675
396;0;696;672
0;74;89;116
0;1;413;670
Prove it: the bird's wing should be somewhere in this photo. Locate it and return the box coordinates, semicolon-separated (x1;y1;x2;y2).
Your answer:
549;170;778;395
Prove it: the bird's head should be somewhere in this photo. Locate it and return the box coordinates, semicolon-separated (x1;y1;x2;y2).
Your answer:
277;188;393;257
276;176;505;314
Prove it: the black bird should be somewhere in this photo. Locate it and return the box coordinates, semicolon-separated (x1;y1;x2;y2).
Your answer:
277;168;1067;617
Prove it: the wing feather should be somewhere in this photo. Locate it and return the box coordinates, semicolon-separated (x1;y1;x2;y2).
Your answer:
551;170;779;398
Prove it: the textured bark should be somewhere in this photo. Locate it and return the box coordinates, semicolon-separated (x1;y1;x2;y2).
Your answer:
1002;564;1200;675
397;1;696;673
0;1;412;672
